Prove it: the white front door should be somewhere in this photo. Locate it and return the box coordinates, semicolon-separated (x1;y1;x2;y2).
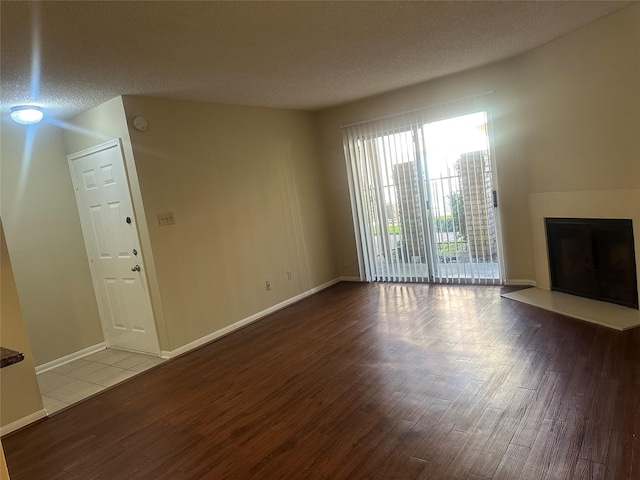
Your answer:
68;139;160;355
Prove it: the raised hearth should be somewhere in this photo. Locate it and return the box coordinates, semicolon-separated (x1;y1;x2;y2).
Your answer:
502;287;640;331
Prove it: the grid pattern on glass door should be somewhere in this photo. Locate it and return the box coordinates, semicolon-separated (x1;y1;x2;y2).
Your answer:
342;95;503;285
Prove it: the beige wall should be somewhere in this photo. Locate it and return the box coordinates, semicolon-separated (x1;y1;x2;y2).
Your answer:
120;96;335;351
317;4;640;283
0;220;43;429
0;119;103;366
522;6;640;194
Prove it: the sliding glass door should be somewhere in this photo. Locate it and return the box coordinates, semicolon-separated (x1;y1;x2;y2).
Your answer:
343;97;503;285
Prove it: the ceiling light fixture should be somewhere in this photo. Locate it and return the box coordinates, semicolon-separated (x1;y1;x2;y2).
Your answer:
10;105;44;125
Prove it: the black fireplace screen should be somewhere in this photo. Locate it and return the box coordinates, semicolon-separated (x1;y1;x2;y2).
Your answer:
545;218;638;309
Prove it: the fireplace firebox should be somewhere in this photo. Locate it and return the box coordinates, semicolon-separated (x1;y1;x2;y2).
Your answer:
545;218;638;309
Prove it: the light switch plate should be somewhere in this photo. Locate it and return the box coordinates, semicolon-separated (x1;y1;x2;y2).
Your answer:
158;212;175;226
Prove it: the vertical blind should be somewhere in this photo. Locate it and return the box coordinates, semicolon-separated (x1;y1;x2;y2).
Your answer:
342;93;503;285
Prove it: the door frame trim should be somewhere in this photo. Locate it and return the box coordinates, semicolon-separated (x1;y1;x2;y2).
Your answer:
67;138;160;354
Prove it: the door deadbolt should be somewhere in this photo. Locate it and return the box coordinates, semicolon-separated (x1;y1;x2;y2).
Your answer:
132;248;138;256
131;264;141;272
126;216;132;224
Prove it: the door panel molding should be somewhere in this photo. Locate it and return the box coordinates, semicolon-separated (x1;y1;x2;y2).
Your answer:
68;139;160;355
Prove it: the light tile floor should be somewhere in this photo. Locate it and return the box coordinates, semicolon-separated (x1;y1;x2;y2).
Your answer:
37;349;166;414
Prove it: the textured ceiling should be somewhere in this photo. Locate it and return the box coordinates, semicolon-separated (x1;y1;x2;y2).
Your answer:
0;1;632;119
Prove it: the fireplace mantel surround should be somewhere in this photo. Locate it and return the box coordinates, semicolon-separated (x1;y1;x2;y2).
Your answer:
503;188;640;330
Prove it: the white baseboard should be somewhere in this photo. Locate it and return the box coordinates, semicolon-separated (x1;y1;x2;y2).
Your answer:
338;276;362;282
35;343;107;375
504;279;537;287
165;278;342;359
0;409;47;437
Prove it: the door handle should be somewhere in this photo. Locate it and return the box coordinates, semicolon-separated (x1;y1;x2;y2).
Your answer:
131;264;141;272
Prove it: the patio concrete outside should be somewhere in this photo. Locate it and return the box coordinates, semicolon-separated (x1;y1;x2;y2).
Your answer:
376;259;500;283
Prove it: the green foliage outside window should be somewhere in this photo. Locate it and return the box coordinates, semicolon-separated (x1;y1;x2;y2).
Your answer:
449;191;467;241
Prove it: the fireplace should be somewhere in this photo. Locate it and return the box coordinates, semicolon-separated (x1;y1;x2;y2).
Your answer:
545;218;639;309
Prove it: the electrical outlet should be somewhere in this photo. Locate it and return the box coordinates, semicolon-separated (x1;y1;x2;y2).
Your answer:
287;271;293;280
265;280;271;291
158;212;175;226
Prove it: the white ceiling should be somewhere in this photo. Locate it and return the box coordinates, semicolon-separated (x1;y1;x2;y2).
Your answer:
0;1;632;119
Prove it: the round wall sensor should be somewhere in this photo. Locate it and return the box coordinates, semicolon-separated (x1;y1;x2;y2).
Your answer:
133;116;149;132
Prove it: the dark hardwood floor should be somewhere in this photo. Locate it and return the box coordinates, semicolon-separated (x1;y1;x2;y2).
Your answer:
4;282;640;479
